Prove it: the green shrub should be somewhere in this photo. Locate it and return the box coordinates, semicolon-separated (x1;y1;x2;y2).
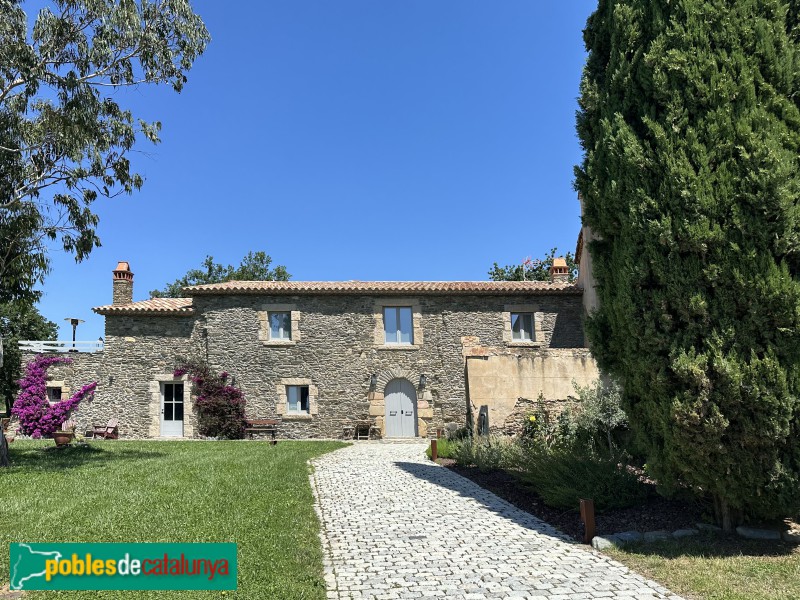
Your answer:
519;446;649;511
451;438;475;466
520;380;631;458
520;397;579;452
425;438;455;459
446;426;472;441
451;436;521;472
571;378;628;456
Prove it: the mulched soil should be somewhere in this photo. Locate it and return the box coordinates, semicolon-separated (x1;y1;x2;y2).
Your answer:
442;459;706;541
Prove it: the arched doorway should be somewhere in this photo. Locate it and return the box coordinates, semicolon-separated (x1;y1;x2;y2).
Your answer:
384;378;418;438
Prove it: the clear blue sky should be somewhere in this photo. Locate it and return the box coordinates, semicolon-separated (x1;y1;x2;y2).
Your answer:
36;0;597;341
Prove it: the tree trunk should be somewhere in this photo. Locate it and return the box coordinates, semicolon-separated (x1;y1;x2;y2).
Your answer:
715;495;733;531
0;432;9;467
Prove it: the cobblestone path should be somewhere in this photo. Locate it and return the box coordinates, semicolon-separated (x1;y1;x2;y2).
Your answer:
310;442;683;600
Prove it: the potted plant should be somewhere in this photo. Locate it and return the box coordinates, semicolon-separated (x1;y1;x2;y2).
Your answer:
52;419;76;447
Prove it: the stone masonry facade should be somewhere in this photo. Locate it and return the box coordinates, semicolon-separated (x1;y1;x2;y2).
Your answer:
21;265;588;439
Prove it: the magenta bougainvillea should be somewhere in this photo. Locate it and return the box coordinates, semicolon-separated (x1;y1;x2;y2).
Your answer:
174;360;245;439
12;355;98;439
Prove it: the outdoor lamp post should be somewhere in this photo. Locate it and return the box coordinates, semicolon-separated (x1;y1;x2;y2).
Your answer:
64;318;85;352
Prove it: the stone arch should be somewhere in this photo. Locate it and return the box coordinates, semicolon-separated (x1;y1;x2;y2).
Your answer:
376;367;421;393
369;367;431;438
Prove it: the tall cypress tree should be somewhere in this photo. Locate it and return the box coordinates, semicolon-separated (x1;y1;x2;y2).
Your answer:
576;0;800;528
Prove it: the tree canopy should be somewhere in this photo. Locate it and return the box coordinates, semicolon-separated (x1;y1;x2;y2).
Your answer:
0;0;209;303
488;248;578;282
150;252;291;298
576;0;800;527
0;300;57;413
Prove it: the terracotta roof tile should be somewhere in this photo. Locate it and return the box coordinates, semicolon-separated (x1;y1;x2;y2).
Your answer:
93;297;195;315
184;280;581;295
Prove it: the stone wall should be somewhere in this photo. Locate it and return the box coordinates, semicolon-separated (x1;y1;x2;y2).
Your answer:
20;314;195;439
193;292;585;439
17;291;587;440
102;315;196;438
465;349;600;435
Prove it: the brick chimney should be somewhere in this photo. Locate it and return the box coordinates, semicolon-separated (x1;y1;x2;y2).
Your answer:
550;257;570;284
112;261;134;305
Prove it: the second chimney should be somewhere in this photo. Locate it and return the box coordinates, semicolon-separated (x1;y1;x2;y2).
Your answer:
550;257;570;284
112;261;134;305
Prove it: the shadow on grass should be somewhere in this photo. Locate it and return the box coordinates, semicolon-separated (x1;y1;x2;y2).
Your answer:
6;443;166;472
393;460;574;542
618;532;799;559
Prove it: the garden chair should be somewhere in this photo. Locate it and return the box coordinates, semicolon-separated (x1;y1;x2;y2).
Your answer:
92;418;119;440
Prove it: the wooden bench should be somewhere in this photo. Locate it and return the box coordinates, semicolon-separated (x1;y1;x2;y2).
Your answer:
245;419;279;444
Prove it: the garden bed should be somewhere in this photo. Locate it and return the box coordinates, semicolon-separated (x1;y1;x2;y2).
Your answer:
444;460;705;541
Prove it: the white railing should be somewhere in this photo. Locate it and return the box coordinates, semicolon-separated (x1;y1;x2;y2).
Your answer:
18;340;104;353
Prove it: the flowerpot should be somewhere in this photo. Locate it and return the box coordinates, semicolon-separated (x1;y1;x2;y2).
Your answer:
52;431;75;447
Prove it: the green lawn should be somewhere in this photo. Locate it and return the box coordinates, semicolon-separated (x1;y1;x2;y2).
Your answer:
607;533;800;600
1;439;347;599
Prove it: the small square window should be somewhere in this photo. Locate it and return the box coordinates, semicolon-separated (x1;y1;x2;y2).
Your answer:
384;307;413;344
269;311;291;340
287;385;309;414
46;387;62;404
511;313;534;341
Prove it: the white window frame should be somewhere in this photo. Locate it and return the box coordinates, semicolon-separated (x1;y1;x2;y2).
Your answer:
258;305;300;346
275;378;318;419
503;305;544;346
269;311;292;341
383;306;414;345
161;381;186;423
511;312;535;342
286;385;310;414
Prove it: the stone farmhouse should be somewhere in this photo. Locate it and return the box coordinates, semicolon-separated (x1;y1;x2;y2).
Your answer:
23;260;599;439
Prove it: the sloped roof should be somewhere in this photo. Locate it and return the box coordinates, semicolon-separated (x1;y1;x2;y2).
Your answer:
92;297;195;316
183;280;581;295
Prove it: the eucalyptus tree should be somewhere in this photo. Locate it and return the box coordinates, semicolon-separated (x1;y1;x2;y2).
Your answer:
0;0;210;302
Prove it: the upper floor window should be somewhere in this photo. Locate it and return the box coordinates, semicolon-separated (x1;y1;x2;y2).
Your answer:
511;312;535;342
384;307;413;344
269;311;291;341
287;385;309;414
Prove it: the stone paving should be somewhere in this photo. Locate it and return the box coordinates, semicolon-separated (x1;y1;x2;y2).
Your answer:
310;442;684;600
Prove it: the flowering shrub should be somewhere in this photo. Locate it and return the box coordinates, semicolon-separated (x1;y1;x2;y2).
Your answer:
13;355;97;438
174;360;246;439
520;393;577;451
